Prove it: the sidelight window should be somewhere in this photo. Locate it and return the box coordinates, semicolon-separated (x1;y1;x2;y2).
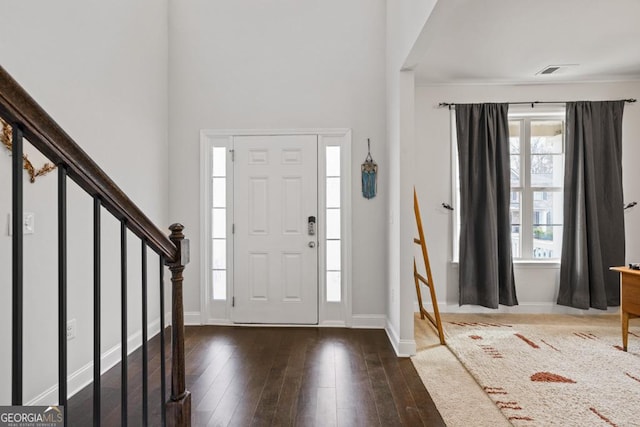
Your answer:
325;146;342;302
211;146;227;300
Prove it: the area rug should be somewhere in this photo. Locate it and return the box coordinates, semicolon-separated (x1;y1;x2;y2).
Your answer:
412;318;510;427
443;315;640;426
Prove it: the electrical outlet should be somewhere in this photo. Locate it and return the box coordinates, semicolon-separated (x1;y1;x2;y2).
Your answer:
23;213;34;234
66;319;76;341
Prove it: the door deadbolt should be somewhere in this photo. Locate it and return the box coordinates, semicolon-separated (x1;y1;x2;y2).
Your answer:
308;216;316;236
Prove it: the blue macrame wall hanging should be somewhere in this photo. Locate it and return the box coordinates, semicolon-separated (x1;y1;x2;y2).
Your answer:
361;138;378;199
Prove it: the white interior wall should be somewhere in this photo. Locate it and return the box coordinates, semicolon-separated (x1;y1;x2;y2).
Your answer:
168;0;388;323
0;0;169;404
414;81;640;313
385;0;437;355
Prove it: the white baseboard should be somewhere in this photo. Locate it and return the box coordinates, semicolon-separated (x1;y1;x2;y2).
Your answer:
166;311;202;325
27;318;162;406
205;318;233;325
319;320;347;327
396;338;417;356
201;314;384;329
185;311;202;325
351;314;386;329
417;301;621;315
384;319;416;357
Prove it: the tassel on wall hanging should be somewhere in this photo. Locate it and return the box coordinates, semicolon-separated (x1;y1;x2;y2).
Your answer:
361;138;377;199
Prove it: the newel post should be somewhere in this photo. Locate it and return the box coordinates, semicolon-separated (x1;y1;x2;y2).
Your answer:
166;223;192;427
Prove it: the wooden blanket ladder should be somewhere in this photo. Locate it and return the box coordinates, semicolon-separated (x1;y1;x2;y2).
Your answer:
413;188;445;345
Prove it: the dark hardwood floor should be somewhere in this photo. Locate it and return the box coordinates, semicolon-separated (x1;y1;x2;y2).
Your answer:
68;326;445;426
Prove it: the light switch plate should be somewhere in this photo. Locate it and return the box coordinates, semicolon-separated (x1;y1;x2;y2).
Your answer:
66;319;76;341
7;212;35;235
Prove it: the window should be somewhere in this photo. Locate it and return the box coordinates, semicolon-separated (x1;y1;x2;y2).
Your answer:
452;111;565;261
211;146;228;299
509;116;564;260
325;146;342;302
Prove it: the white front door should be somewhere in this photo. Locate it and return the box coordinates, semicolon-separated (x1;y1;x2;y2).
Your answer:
232;135;318;324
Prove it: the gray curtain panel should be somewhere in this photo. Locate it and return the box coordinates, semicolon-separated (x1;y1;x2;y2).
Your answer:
456;103;518;308
558;101;626;309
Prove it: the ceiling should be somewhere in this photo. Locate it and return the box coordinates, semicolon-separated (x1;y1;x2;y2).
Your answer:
410;0;640;85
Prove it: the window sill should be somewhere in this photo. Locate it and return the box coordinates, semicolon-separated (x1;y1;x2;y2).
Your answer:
450;260;560;268
514;259;561;268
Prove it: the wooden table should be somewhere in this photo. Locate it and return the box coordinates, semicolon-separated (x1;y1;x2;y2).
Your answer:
610;266;640;351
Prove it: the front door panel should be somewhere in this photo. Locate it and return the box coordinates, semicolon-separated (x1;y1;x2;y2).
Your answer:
233;135;318;324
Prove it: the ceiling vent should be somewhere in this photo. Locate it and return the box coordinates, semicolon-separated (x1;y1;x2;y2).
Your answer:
539;66;561;75
536;64;578;76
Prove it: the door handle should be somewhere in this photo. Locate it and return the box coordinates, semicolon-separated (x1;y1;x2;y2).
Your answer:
308;241;316;248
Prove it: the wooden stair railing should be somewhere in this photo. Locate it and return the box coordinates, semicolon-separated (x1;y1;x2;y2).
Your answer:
1;65;190;426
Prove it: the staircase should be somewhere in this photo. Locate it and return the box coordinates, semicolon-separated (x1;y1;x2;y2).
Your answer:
0;66;190;426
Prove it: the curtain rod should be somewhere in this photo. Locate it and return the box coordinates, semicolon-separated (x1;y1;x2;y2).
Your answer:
439;99;637;109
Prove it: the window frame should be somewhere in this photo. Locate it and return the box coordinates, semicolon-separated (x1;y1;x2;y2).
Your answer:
324;145;342;303
511;113;565;261
451;107;565;263
200;128;352;326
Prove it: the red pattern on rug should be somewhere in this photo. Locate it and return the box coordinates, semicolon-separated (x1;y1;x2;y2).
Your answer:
589;407;618;427
496;401;522;410
483;386;508;395
508;416;534;421
515;333;540;349
540;339;560;352
625;372;640;383
448;321;512;328
530;372;575;383
479;345;503;358
469;335;483;340
573;332;598;340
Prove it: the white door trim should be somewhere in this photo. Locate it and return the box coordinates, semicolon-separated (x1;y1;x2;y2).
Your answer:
200;128;352;327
